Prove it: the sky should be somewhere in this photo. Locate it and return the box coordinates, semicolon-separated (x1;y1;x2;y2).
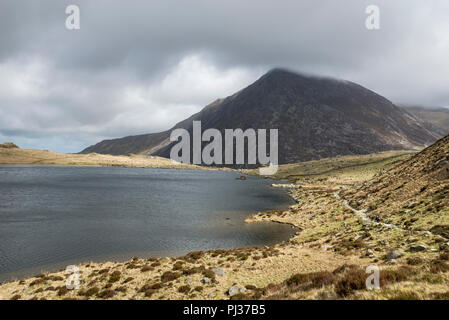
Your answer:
0;0;448;153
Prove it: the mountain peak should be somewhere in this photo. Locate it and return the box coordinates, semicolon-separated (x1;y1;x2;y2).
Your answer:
262;68;309;80
252;68;320;93
265;67;295;75
81;69;437;163
256;68;344;90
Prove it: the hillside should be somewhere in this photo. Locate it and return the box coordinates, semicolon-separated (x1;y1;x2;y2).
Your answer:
402;106;449;137
342;134;449;234
81;69;437;165
4;138;449;300
248;150;413;184
81;131;170;157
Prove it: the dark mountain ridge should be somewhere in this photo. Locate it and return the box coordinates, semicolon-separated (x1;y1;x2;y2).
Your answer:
81;68;437;165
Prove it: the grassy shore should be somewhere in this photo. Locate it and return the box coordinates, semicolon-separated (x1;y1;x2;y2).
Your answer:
0;144;200;169
2;148;449;300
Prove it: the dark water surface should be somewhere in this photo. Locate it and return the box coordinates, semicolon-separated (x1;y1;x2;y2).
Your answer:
0;166;295;281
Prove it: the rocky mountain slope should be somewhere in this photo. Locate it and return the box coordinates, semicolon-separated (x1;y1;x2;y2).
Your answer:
81;69;437;164
401;106;449;138
343;134;449;234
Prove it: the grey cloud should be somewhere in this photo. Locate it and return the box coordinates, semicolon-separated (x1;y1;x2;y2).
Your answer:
0;0;448;152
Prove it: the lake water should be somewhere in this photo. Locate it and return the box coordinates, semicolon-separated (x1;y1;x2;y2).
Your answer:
0;166;295;281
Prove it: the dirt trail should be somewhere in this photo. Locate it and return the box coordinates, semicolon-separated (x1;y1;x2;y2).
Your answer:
333;191;441;238
333;191;397;229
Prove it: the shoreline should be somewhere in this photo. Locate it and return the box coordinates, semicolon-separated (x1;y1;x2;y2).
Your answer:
0;206;298;284
245;186;302;230
0;173;297;285
2;173;445;300
3;149;444;300
0;178;369;300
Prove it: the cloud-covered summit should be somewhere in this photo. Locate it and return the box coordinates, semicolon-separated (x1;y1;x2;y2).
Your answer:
1;0;448;152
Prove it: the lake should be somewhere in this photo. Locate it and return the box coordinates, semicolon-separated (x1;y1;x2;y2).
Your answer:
0;166;295;281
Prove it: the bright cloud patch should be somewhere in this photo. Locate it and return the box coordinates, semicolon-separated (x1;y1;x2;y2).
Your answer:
0;54;259;153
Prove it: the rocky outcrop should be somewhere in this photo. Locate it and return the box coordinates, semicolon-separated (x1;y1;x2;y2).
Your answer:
0;142;19;149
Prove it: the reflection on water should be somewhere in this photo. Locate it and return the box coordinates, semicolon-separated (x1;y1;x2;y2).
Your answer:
0;166;295;280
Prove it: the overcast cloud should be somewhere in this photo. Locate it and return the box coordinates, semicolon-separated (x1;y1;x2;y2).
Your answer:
0;0;448;152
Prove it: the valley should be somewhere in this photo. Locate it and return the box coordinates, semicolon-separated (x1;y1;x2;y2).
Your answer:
2;136;448;300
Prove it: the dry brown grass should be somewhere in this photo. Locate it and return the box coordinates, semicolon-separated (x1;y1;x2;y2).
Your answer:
0;146;205;169
2;144;449;300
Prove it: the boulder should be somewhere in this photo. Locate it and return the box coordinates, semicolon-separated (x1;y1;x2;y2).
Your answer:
228;286;240;297
430;225;449;238
386;250;403;260
409;244;427;252
211;267;224;277
201;277;212;284
227;286;247;297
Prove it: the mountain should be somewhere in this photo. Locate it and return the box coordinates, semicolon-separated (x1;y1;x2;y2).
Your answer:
342;134;449;234
401;105;449;138
81;68;438;164
81;131;170;157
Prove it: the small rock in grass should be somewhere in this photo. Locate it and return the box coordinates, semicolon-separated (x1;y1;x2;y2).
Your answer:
228;286;247;297
201;277;212;284
388;259;397;265
410;244;427;252
211;267;224;277
228;286;240;296
386;250;403;260
366;249;374;257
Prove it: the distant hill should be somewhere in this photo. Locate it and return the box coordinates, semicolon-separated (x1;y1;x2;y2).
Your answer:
0;144;199;169
81;131;170;158
0;142;19;149
81;69;438;165
401;105;449;137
